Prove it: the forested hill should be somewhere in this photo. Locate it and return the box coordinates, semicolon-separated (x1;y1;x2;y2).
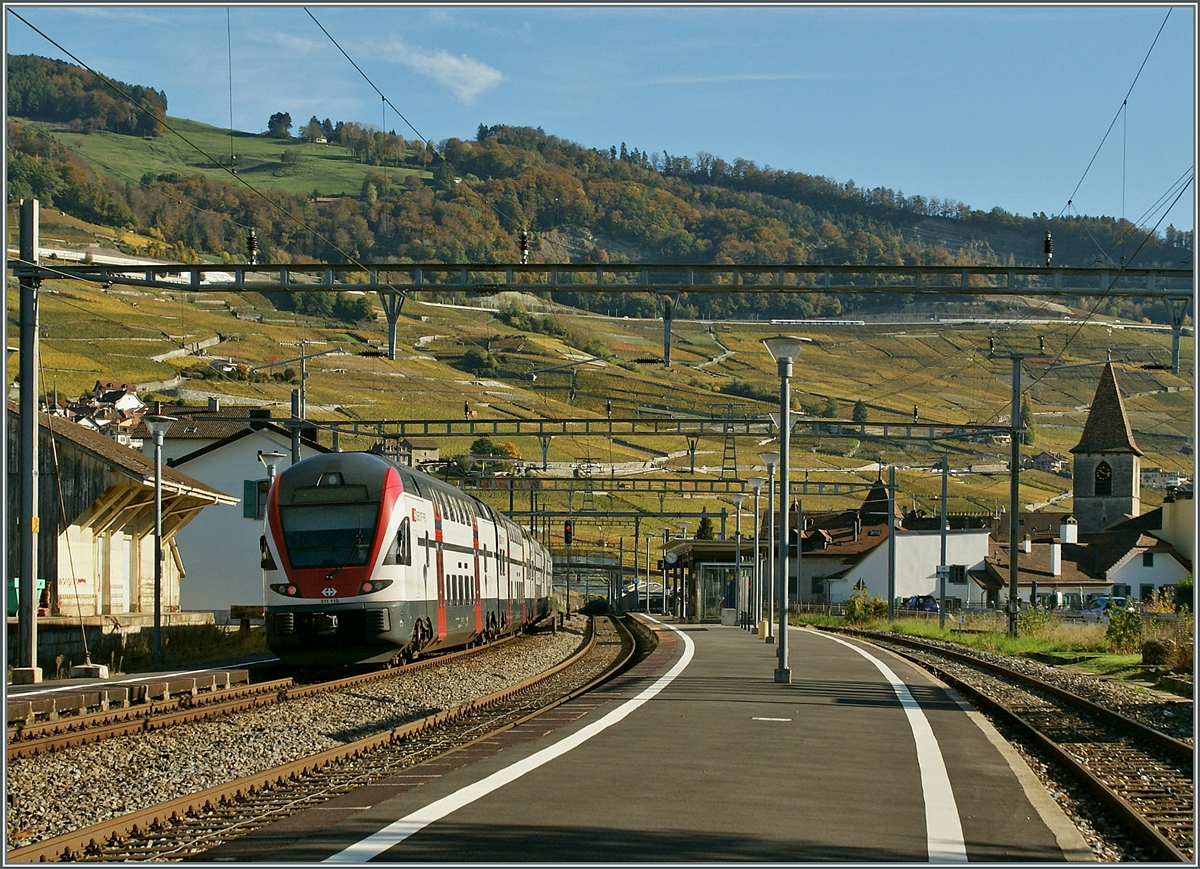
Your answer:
6;53;1192;323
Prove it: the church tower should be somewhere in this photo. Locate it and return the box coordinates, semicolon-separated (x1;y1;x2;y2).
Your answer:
1070;363;1142;533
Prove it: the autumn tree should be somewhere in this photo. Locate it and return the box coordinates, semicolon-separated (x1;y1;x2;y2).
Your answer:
266;111;293;139
301;116;324;142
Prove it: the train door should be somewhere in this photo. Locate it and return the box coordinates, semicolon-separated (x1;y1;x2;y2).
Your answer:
471;516;483;634
504;531;513;632
411;498;433;647
517;538;527;624
432;497;447;639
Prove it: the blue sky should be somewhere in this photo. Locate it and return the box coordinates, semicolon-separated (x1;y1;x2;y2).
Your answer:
5;4;1196;232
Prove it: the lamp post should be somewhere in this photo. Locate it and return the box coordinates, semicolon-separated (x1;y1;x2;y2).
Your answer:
144;415;176;668
257;449;286;487
748;477;765;631
729;493;747;628
764;336;809;683
758;451;778;642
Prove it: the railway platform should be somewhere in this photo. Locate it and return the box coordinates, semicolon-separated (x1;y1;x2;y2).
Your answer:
197;618;1092;862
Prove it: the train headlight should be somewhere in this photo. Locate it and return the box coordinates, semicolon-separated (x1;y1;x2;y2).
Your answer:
359;579;392;595
269;583;299;597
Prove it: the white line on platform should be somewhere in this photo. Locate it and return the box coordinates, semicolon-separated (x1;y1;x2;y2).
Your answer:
814;631;968;863
751;717;792;721
323;617;695;863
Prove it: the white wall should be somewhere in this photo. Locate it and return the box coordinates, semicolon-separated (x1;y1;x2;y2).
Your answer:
833;529;990;604
1108;550;1190;596
171;432;321;614
1160;498;1194;562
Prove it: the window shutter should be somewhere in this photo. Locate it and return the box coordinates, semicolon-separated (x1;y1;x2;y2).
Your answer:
243;480;258;518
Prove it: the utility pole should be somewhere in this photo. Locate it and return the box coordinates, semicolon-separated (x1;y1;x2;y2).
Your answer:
1008;355;1023;638
887;465;896;621
16;199;42;682
939;454;948;630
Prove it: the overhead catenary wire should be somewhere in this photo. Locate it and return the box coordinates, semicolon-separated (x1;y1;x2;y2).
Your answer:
227;7;236;173
8;7;1188;438
7;8;416;302
301;7;523;232
1055;8;1174;221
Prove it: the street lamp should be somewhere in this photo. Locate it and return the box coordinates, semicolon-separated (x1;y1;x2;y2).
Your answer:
729;493;747;628
758;450;779;642
258;449;287;485
748;477;765;632
144;414;176;668
764;336;809;683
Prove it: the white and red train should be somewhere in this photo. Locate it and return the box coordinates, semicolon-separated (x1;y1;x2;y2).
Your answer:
262;451;553;667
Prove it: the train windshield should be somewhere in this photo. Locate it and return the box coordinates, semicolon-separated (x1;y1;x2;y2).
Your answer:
279;485;378;568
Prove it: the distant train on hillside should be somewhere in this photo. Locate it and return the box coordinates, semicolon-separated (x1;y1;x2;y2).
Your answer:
261;451;553;667
768;319;865;326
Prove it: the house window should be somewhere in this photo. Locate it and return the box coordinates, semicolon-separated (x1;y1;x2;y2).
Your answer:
1142;552;1154;568
1095;461;1113;497
811;576;825;595
1140;584;1155;602
243;479;270;519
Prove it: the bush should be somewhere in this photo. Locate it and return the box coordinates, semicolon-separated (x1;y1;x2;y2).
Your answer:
1105;605;1143;653
844;588;888;624
1017;606;1051;637
1141;638;1175;666
458;347;499;377
1173;575;1193;613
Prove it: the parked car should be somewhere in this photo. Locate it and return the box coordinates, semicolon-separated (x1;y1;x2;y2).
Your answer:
1080;596;1128;623
902;594;940;612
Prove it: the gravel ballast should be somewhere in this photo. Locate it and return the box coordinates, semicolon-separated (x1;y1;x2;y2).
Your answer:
6;619;589;847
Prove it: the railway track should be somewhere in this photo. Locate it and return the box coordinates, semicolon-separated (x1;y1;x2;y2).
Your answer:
834;627;1194;863
7;634;519;761
7;615;636;862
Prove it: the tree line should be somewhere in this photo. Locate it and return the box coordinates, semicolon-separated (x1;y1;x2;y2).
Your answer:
6;57;1192;326
7;54;166;137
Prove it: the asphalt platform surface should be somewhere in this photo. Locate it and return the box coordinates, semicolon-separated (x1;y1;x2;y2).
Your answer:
197;618;1091;863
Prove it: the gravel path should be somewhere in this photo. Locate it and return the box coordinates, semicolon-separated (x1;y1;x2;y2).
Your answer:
6;619;589;848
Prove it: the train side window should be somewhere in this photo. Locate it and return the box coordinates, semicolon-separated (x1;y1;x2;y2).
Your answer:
385;518;411;566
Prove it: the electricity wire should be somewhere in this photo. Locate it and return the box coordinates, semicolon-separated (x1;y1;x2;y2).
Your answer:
227;7;236;172
7;8;415;301
301;7;522;231
1055;8;1173;220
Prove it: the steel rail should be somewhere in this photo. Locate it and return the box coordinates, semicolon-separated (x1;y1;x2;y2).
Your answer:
5;620;614;863
6;634;518;760
835;628;1193;762
832;628;1192;862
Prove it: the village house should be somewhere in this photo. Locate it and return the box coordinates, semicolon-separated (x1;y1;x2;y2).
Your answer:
123;405;327;617
1141;466;1191;490
977;363;1193;608
399;437;440;468
5;402;237;620
1028;451;1067;474
793;480;990;607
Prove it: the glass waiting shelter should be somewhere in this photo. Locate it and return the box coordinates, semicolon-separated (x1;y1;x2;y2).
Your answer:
662;537;764;623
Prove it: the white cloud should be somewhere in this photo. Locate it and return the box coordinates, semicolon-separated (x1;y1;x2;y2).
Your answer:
382;39;502;104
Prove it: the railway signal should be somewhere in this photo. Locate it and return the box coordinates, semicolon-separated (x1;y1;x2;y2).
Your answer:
564;520;573;544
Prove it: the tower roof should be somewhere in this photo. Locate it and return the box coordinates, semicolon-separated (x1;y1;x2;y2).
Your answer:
1070;363;1143;456
859;477;900;521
